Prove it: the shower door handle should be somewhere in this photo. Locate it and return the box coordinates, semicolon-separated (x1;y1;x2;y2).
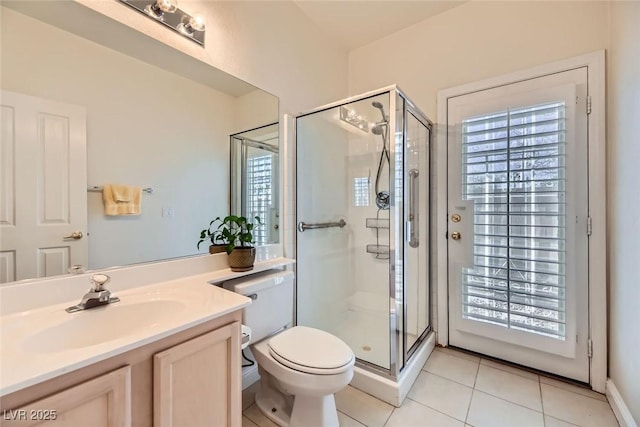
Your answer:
407;169;419;248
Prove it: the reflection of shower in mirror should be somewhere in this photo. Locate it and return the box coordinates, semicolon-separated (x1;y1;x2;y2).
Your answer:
230;123;280;247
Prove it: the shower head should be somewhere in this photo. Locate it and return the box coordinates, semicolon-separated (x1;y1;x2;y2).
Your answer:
371;124;385;135
372;101;387;122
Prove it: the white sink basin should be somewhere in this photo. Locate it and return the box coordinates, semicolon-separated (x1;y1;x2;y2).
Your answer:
22;299;187;353
0;274;252;396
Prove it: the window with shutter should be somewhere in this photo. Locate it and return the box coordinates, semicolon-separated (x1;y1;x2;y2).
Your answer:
246;154;273;246
461;101;567;339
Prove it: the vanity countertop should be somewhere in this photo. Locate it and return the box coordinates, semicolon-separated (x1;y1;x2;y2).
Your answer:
0;258;294;396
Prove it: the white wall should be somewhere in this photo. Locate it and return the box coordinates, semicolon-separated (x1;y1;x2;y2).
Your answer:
348;1;609;119
607;2;640;423
234;90;279;133
1;8;234;269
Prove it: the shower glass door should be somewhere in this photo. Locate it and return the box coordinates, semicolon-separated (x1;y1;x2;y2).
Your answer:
296;93;393;371
403;102;431;358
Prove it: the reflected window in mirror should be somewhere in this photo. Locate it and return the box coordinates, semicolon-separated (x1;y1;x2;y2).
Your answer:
230;123;279;245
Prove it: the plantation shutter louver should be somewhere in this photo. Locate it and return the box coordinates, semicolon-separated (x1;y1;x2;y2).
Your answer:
246;154;273;246
461;101;567;340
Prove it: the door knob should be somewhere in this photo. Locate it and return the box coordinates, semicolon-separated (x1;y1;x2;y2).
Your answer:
451;231;461;240
63;231;84;240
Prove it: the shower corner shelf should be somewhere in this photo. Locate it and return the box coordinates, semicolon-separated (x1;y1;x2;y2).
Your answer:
366;218;390;229
366;244;389;256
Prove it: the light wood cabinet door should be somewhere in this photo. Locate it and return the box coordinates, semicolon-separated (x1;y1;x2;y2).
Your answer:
3;366;131;427
154;321;242;427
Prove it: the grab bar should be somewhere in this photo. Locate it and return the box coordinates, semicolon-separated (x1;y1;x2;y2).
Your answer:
407;169;419;248
297;219;347;233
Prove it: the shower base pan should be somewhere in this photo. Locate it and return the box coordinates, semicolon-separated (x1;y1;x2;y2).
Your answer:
350;331;435;407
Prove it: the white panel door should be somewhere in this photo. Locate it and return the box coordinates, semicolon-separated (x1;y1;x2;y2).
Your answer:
0;91;87;283
447;69;590;382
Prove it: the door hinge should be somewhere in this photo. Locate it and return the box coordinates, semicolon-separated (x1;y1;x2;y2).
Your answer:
586;95;592;115
588;338;593;358
587;216;593;236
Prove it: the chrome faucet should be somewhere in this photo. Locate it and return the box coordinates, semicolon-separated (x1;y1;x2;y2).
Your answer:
66;274;120;313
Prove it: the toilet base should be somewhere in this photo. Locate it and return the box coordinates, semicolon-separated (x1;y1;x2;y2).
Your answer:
290;394;339;427
255;387;291;426
255;384;339;427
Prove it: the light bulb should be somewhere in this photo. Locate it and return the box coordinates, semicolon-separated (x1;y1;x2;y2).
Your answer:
144;0;178;20
157;0;178;13
178;13;206;36
189;14;206;31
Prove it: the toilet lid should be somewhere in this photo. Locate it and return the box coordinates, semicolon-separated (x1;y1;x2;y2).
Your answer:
268;326;354;374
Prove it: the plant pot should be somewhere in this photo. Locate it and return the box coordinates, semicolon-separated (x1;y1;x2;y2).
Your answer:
209;244;226;254
227;247;256;272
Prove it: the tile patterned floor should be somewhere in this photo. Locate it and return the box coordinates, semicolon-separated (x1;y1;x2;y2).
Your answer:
242;347;620;427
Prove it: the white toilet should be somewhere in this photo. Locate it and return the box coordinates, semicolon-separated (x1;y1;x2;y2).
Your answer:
224;271;355;427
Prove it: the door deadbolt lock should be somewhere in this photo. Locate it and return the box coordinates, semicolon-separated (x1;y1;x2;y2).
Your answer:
451;214;461;223
451;231;461;240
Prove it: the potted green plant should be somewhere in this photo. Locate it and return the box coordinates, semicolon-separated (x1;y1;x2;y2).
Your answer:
197;217;227;254
218;215;262;271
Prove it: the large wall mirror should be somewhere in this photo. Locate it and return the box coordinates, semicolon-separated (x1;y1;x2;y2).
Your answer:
0;1;279;284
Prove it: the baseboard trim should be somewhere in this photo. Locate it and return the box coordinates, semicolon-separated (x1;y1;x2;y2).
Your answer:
606;378;638;427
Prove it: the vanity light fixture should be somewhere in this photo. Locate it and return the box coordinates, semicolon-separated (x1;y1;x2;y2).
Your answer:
340;106;370;133
119;0;206;46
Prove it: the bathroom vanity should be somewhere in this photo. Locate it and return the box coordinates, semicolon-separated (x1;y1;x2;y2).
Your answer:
2;312;242;427
0;256;295;427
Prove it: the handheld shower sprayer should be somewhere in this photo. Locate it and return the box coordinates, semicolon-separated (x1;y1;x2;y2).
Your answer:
372;101;388;122
371;100;390;210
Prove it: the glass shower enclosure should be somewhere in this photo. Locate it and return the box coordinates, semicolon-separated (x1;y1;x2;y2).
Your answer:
295;86;432;380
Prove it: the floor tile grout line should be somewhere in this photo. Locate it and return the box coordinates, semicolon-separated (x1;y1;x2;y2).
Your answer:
421;368;477;389
243;404;263;427
540;377;547;426
382;406;395;427
476;364;541;387
472;358;480;389
241;414;259;427
338;409;366;426
405;395;469;424
434;347;481;362
480;358;541;382
472;389;545;414
464;359;481;423
464;388;475;424
540;380;608;403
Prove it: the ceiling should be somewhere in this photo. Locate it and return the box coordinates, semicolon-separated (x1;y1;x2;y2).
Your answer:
293;1;467;50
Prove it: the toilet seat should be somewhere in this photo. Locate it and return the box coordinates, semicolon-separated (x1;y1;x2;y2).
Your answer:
267;326;354;375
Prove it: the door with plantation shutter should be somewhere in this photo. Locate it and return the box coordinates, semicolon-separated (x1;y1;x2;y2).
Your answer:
447;69;590;382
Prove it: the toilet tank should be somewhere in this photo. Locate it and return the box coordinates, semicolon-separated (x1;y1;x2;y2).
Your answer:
223;270;294;343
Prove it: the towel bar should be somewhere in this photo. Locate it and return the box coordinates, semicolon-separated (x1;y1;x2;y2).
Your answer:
87;186;154;194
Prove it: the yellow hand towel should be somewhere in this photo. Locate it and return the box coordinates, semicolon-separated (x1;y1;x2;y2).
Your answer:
103;184;142;216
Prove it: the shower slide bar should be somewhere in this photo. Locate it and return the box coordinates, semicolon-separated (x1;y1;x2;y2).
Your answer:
297;219;347;232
